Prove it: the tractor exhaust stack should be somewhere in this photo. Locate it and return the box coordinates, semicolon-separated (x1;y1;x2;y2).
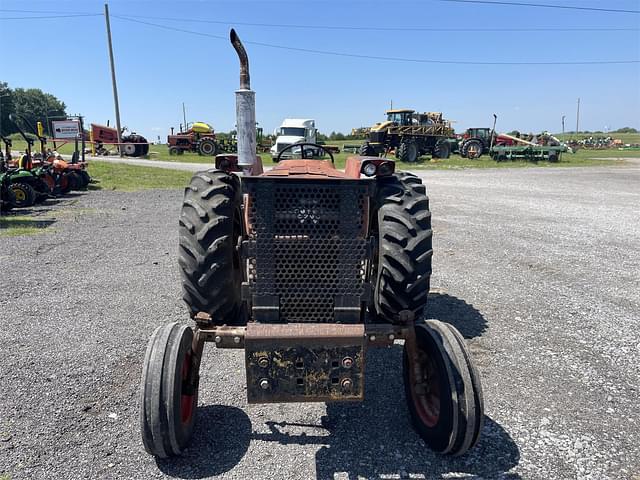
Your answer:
230;29;256;168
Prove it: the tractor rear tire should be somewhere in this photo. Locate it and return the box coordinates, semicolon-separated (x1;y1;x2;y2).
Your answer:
10;182;36;208
398;141;419;163
178;170;245;324
198;139;218;156
140;322;200;458
462;140;483;159
78;170;91;188
359;142;376;157
122;142;137;156
372;172;432;323
403;320;484;456
433;141;451;159
67;171;82;191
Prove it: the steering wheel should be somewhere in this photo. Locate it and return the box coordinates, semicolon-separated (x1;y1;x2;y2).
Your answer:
276;142;335;164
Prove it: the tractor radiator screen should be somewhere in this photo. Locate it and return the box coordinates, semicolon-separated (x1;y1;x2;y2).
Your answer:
244;178;371;323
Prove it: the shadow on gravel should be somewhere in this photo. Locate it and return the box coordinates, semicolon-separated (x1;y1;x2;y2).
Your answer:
426;292;488;339
253;347;520;479
155;405;251;478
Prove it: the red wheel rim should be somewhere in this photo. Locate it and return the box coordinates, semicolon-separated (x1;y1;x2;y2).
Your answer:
409;351;441;427
180;351;195;424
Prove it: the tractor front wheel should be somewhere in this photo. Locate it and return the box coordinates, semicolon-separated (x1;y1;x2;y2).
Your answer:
404;320;484;456
140;322;200;458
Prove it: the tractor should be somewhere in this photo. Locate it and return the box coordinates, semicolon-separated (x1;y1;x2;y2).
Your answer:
91;123;149;157
360;109;456;162
458;115;515;159
140;30;484;459
167;122;219;156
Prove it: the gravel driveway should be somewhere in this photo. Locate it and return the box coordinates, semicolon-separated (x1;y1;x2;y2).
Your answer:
1;164;638;480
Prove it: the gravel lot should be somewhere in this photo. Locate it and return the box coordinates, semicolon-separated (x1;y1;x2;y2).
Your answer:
1;164;639;480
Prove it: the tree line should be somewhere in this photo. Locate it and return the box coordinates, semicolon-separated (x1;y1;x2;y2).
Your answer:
0;81;67;137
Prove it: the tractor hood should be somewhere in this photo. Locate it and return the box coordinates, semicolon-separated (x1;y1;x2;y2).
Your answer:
371;121;393;132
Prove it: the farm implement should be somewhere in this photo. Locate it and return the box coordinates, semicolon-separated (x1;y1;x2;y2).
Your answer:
140;30;484;459
360;109;456;162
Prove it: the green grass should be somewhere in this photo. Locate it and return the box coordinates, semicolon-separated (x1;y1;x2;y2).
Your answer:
87;160;193;191
6;138;80;156
0;215;55;237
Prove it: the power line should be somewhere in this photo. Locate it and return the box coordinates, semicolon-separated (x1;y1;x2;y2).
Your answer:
118;14;639;32
0;13;101;20
1;8;636;31
113;15;640;66
0;8;96;14
438;0;640;14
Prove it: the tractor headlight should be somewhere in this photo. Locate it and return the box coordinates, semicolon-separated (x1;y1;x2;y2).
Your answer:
377;161;394;176
362;162;377;177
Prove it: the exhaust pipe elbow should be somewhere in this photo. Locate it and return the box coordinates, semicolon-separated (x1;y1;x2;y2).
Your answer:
230;28;250;90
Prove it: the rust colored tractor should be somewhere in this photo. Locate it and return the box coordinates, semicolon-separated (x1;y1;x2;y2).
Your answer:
140;30;484;459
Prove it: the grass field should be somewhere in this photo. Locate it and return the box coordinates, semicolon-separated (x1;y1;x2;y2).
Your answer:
87;160;193;191
139;143;638;170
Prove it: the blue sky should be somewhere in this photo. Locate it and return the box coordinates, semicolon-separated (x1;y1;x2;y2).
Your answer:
1;0;638;141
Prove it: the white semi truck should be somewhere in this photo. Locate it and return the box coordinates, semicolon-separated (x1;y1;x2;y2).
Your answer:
270;118;317;161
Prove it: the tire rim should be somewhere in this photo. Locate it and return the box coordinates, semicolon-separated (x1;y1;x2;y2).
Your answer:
180;351;195;425
13;188;26;202
409;350;441;427
123;144;136;155
201;143;213;155
467;144;480;158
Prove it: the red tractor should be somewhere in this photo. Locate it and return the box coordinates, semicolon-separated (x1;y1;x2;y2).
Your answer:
140;30;484;459
167;122;219;156
91;123;149;157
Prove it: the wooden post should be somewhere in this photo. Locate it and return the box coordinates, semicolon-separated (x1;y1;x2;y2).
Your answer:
104;4;123;157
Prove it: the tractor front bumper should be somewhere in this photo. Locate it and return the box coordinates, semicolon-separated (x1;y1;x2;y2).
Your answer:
193;317;413;404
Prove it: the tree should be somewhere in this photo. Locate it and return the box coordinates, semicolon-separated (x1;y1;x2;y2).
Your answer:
11;87;66;136
612;127;638;134
0;81;15;137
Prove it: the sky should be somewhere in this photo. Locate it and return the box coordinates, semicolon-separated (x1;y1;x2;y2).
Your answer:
1;0;639;141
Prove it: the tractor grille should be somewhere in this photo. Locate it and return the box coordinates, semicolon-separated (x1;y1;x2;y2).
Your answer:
244;178;371;323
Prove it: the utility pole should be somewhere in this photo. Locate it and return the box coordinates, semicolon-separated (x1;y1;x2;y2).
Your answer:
104;3;123;156
575;98;580;137
182;103;187;132
562;115;566;139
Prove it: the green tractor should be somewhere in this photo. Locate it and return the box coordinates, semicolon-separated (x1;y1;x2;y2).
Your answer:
0;135;51;208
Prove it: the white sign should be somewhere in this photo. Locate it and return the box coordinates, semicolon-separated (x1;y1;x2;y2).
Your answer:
52;120;80;139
